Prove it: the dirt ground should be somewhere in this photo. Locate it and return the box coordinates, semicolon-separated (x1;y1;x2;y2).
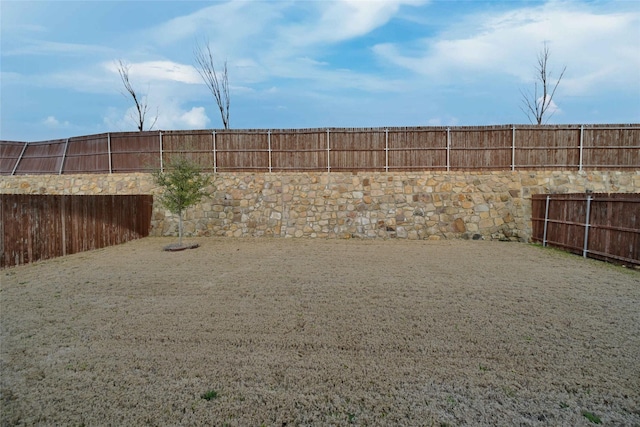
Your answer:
1;237;639;426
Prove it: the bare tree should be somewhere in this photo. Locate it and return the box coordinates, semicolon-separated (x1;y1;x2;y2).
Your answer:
116;60;158;131
520;42;567;125
194;40;230;129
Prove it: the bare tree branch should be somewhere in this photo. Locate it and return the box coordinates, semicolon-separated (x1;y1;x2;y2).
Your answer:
116;60;158;131
520;43;566;125
194;40;230;129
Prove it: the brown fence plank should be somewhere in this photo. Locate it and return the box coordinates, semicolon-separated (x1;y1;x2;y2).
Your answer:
1;195;153;268
387;128;446;170
110;132;161;172
1;124;638;173
515;127;580;169
0;141;27;175
329;129;386;171
531;193;640;266
63;134;110;174
451;128;511;170
215;131;269;171
582;127;640;169
587;194;640;263
14;140;67;174
271;129;327;171
162;130;215;171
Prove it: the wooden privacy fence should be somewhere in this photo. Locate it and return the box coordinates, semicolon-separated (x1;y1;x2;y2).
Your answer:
1;195;153;268
531;193;640;266
1;124;638;174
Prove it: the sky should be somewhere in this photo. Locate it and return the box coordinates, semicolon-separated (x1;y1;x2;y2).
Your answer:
1;0;639;142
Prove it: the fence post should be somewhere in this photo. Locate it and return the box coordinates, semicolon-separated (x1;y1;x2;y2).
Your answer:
583;195;592;258
326;128;331;174
212;130;217;174
268;130;272;173
61;196;66;257
107;133;112;174
159;131;164;172
543;195;550;247
12;142;28;176
511;125;516;171
579;125;584;171
446;127;451;171
385;128;389;172
59;138;69;175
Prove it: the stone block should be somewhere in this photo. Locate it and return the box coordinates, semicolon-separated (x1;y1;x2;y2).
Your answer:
453;218;466;232
479;218;494;229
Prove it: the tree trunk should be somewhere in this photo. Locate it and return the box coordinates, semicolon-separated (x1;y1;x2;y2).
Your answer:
178;210;184;246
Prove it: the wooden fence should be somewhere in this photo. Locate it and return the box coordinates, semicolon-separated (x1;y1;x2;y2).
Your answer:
1;195;153;268
1;124;638;174
531;193;640;266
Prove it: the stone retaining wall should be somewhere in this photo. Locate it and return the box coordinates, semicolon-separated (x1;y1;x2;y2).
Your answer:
2;171;638;242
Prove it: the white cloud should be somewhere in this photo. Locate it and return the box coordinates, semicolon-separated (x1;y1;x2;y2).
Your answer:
539;95;561;121
264;56;409;93
104;100;210;132
44;66;118;94
175;107;210;129
426;116;459;127
282;0;428;47
42;116;70;128
43;116;58;126
520;90;563;124
0;71;22;83
142;0;426;93
100;56;217;132
3;39;115;57
102;106;147;132
146;1;284;57
147;0;427;52
152;103;210;130
104;61;201;84
373;3;640;94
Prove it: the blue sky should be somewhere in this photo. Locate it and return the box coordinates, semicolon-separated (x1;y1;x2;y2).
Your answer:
1;0;639;142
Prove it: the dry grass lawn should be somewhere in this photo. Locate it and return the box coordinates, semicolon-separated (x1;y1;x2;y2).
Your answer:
1;237;639;426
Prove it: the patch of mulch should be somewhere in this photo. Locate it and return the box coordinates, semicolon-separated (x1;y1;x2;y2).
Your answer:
163;242;200;251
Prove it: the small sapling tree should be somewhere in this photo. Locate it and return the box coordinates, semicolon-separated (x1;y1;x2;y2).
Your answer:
152;157;211;249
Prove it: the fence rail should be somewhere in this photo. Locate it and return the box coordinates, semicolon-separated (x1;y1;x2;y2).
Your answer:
1;195;153;268
1;124;638;174
531;193;640;266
